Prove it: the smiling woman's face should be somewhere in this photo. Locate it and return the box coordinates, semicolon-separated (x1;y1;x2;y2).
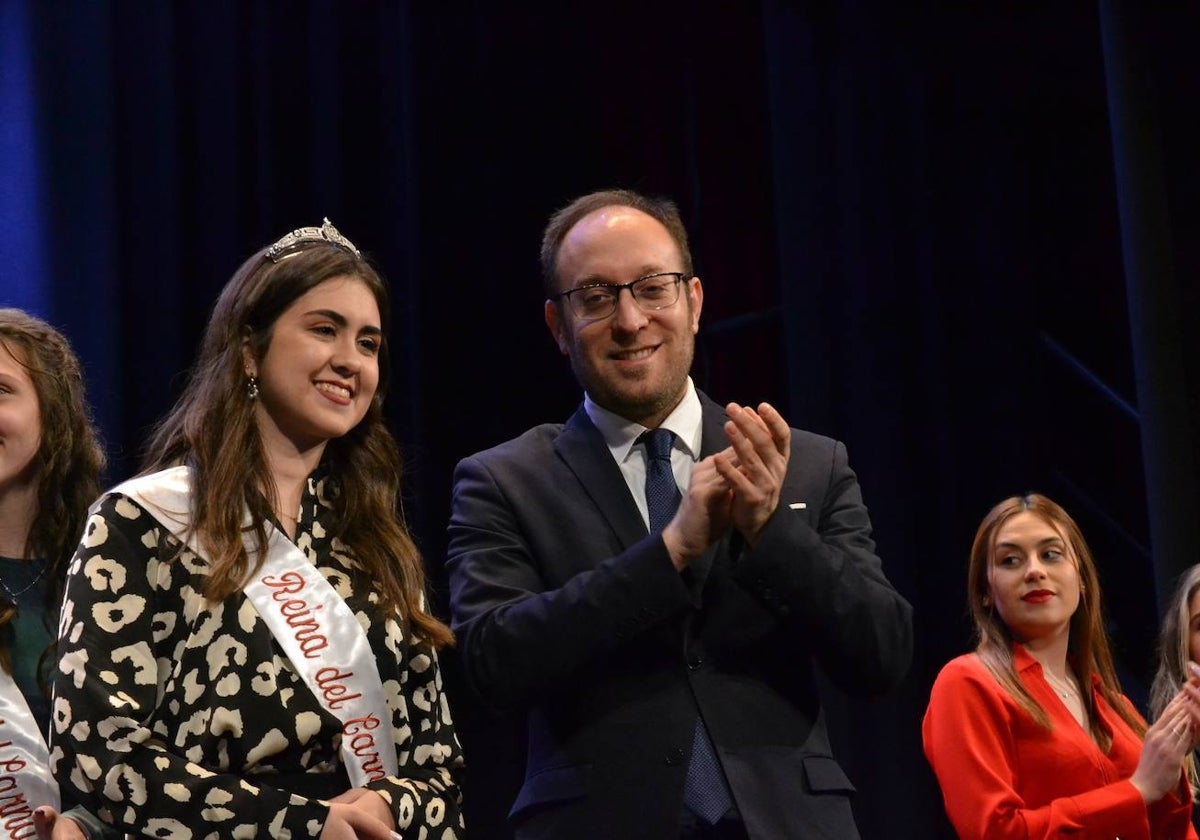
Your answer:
246;275;382;459
0;339;42;498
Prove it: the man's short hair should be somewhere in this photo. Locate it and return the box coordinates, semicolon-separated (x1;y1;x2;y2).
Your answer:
540;189;694;296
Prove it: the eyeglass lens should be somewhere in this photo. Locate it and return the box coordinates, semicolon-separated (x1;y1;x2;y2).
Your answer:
571;273;682;318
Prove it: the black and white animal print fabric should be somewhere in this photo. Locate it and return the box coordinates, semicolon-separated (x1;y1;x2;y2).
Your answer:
50;472;464;839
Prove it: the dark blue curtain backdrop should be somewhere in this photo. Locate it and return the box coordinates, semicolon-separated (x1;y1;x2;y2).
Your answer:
1;2;1196;837
0;0;46;313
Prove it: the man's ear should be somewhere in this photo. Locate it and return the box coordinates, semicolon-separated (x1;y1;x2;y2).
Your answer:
544;299;569;355
687;276;703;334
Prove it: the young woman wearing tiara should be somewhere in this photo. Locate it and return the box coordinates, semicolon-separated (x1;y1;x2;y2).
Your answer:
50;221;463;840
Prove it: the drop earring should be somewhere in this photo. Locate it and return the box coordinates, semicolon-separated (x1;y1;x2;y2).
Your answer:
246;376;259;401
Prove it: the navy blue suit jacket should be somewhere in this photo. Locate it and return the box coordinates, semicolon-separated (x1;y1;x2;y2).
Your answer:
447;393;912;839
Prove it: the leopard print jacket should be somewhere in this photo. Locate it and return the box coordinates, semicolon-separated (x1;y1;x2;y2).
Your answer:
50;472;464;839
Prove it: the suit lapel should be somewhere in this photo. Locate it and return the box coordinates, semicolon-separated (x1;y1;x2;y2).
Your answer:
697;392;730;458
554;406;647;550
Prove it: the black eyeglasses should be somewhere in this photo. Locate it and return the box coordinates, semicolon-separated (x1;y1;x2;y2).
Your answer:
549;272;687;320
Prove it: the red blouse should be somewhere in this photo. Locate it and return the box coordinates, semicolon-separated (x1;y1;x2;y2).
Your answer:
923;647;1197;840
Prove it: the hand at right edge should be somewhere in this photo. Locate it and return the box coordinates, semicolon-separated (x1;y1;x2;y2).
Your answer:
1132;679;1200;803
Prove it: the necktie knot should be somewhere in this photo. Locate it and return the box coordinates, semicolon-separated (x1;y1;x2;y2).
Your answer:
641;428;675;462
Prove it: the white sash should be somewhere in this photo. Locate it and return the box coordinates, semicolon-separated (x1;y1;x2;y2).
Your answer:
112;466;398;787
0;666;59;840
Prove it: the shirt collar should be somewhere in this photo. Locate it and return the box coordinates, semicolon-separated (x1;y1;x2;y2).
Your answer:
1013;644;1040;674
1011;643;1102;688
584;378;702;464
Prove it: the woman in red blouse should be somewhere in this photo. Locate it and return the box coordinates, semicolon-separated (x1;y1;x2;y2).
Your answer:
924;493;1200;839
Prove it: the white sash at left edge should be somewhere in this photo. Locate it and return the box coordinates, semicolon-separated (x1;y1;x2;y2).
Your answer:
111;466;399;787
0;666;59;839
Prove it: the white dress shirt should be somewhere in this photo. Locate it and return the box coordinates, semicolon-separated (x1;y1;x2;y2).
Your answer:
584;378;703;531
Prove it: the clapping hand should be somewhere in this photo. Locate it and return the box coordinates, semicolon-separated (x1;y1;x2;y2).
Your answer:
713;402;790;546
663;454;733;571
1131;671;1200;803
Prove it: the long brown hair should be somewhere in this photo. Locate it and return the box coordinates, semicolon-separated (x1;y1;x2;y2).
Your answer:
0;309;106;676
1150;563;1200;797
966;493;1143;749
141;238;452;648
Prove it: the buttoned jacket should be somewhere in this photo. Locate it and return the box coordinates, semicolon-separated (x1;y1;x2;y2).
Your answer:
447;392;913;839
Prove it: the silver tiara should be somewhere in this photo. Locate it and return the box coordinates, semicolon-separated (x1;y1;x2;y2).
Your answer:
264;218;361;263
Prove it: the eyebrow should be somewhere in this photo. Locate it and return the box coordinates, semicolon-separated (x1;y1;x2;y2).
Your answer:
994;537;1066;550
572;266;672;287
304;309;382;335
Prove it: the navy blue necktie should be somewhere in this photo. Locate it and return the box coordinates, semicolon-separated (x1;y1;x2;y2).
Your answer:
642;428;681;533
640;429;734;825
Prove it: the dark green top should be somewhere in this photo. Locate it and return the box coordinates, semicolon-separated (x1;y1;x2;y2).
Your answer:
0;555;53;733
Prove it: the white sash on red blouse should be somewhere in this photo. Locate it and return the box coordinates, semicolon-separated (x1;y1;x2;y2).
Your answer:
0;666;58;839
112;466;398;787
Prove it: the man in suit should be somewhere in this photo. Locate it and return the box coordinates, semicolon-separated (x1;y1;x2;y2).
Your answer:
446;189;912;839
